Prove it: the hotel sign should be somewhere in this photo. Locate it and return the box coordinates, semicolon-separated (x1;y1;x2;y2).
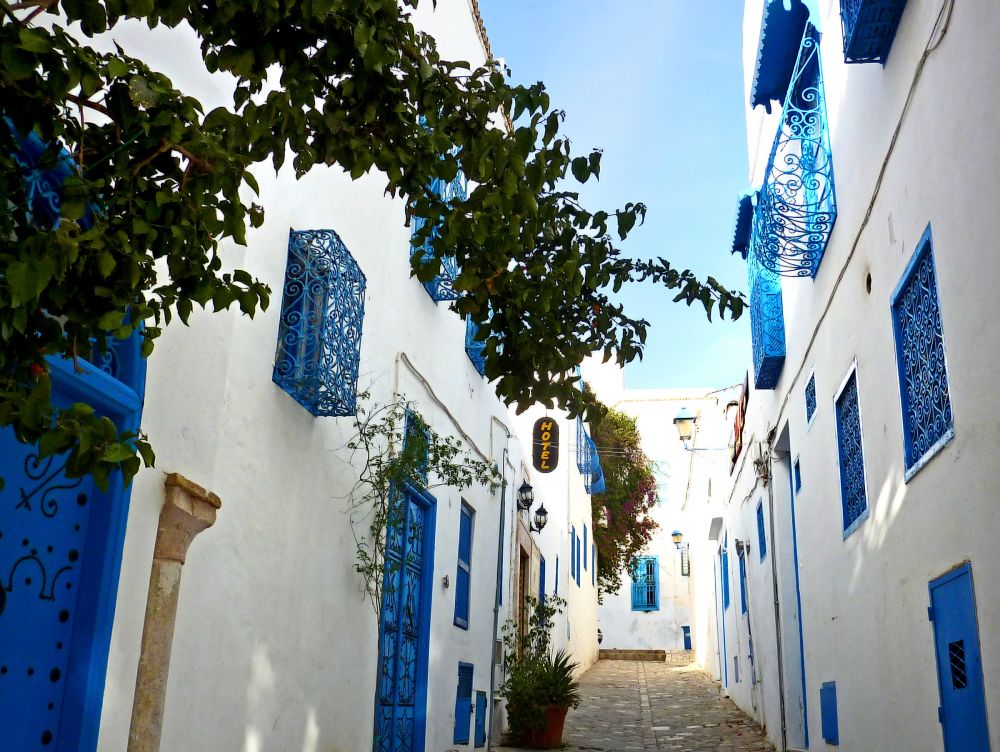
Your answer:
532;417;559;473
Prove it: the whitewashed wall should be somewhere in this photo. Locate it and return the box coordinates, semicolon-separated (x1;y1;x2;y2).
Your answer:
76;3;540;752
721;1;1000;750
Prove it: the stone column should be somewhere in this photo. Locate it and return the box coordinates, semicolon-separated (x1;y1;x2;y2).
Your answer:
127;473;221;752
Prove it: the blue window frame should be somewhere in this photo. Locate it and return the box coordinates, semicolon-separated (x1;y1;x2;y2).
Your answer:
756;501;768;561
630;556;659;611
454;663;474;744
465;317;486;376
794;458;802;493
891;227;954;480
739;551;749;614
583;525;588;571
721;545;731;610
840;0;909;64
273;229;366;417
835;368;868;535
411;170;466;303
539;555;546;606
805;372;817;425
820;681;839;744
454;503;473;629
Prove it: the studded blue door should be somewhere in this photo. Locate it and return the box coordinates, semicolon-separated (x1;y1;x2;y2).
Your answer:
0;345;144;751
930;564;991;752
375;488;435;752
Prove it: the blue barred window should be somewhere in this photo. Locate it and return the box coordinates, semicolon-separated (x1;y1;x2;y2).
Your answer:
721;545;731;610
748;242;787;389
835;370;868;533
630;557;658;611
756;501;767;561
891;229;953;477
411;171;466;302
840;0;909;64
464;316;486;376
273;229;365;417
805;372;817;424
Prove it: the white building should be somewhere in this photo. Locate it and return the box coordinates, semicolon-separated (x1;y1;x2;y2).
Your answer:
700;1;1000;750
0;3;596;752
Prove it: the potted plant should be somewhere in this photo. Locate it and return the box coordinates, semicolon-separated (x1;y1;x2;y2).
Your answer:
501;596;582;749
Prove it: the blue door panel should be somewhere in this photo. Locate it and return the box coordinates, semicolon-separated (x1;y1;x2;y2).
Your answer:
930;564;990;752
474;690;487;747
0;353;143;751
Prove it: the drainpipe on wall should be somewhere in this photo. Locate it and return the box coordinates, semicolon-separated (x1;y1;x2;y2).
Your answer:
765;450;789;752
486;446;510;752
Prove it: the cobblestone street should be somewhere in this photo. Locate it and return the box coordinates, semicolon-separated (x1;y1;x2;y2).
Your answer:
498;655;775;752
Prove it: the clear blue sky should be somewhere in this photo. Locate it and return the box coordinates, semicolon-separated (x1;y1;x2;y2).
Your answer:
478;1;752;390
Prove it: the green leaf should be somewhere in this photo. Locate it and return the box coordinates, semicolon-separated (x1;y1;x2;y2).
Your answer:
6;258;55;307
18;28;53;54
97;310;125;330
101;443;136;463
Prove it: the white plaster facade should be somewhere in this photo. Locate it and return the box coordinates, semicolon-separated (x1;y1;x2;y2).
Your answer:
49;3;567;752
698;2;1000;751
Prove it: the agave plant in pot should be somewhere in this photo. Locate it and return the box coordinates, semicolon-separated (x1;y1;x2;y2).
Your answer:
501;596;582;748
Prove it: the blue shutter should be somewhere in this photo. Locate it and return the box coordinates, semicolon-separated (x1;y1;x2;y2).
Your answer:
583;525;588;570
570;527;576;580
474;690;488;747
554;556;559;595
454;505;473;629
454;663;474;744
820;681;839;744
756;502;768;561
539;556;546;606
575;533;581;587
721;546;731;610
739;552;748;614
592;544;596;587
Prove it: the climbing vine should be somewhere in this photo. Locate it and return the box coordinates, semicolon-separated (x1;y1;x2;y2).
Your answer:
0;0;745;491
589;399;659;595
346;393;500;615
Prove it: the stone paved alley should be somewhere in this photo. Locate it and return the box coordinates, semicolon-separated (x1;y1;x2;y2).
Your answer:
498;655;775;752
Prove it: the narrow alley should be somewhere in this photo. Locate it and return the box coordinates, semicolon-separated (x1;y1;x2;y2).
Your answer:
498;655;774;752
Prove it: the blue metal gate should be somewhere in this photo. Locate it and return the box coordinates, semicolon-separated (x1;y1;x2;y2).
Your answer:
0;343;144;751
929;563;991;752
375;487;435;752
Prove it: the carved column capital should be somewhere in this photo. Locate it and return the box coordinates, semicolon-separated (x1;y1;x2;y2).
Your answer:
153;473;222;564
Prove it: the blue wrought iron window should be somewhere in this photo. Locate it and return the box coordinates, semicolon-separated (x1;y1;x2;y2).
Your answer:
454;503;474;629
753;23;838;278
721;545;731;610
835;370;869;534
576;416;589;474
273;229;366;417
748;241;787;390
630;556;659;611
805;372;818;424
756;501;768;561
891;228;953;478
582;433;606;494
840;0;908;64
750;0;810;113
464;316;486;376
411;170;467;302
454;662;474;744
738;551;748;614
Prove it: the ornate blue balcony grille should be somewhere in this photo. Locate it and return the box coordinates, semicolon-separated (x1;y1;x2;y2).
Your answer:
6;119;96;230
412;171;466;303
753;23;838;278
583;433;606;495
835;371;868;532
748;242;787;390
630;557;658;611
751;0;810;113
273;229;366;417
840;0;908;64
891;229;953;474
576;417;590;475
805;372;817;423
464;316;486;376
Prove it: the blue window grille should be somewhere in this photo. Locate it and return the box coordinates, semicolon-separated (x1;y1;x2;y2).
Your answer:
411;170;466;302
454;504;473;629
840;0;908;64
750;0;811;113
756;501;768;561
630;557;659;611
576;416;590;474
891;228;953;478
454;663;474;744
835;370;868;534
738;551;749;614
752;23;837;278
583;433;606;494
583;526;588;570
805;372;818;424
820;681;840;744
465;316;486;376
748;239;787;389
794;458;803;492
474;690;488;748
721;545;731;610
539;556;546;606
273;229;366;417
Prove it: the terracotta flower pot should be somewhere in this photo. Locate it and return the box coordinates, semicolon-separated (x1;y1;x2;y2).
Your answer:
521;705;569;749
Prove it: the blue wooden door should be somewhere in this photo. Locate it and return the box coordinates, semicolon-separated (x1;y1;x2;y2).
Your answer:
375;488;435;752
682;625;692;650
930;563;991;752
0;348;144;751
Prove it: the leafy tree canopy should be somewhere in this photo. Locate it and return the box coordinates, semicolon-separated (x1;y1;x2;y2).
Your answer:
0;0;744;489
